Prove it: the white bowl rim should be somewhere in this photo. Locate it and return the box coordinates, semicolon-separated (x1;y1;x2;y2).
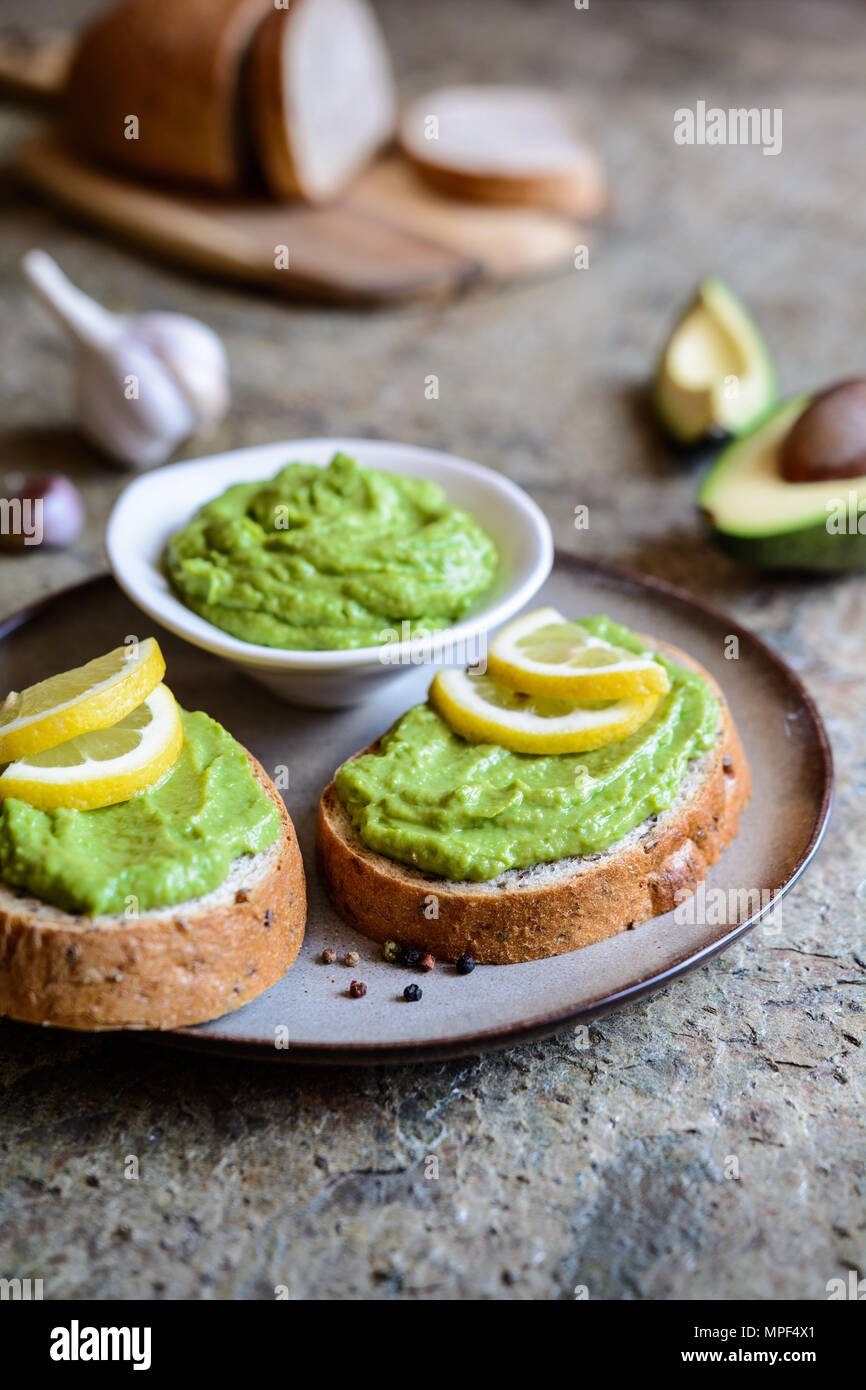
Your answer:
105;436;554;672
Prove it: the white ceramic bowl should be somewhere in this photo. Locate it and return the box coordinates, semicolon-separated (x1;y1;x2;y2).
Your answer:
106;437;553;707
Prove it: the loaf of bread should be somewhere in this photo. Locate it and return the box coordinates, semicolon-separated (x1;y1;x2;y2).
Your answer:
64;0;274;192
64;0;397;201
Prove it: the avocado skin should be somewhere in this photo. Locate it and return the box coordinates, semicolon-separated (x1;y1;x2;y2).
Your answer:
710;520;866;573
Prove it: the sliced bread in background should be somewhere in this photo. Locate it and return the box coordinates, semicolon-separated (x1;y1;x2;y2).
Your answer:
250;0;396;203
399;85;608;217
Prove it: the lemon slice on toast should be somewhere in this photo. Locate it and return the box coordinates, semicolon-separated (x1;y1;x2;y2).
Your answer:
0;684;183;811
0;638;166;761
487;608;670;700
430;666;660;755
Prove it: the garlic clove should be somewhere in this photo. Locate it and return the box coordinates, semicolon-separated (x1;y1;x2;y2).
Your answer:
0;473;85;551
22;251;232;472
35;474;86;548
77;339;196;469
131;313;230;427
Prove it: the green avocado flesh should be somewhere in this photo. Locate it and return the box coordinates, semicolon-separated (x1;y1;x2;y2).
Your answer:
0;711;281;916
164;452;499;651
655;278;777;444
335;617;720;882
700;395;866;572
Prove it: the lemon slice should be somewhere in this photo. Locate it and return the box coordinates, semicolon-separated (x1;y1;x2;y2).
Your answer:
0;638;166;761
0;684;183;811
486;608;670;700
430;667;660;754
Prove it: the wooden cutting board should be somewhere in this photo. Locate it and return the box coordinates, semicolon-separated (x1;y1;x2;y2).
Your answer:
3;33;591;304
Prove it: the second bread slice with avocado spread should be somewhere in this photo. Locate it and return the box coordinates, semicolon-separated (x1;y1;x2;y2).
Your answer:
317;622;750;964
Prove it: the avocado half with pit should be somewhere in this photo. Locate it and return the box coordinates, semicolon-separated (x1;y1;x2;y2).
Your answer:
655;278;778;444
700;393;866;572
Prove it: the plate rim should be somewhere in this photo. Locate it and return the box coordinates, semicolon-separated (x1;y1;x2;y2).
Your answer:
0;558;834;1065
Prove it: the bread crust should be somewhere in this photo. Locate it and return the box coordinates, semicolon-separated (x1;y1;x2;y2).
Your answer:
63;0;273;191
401;156;609;220
317;644;751;964
0;752;305;1030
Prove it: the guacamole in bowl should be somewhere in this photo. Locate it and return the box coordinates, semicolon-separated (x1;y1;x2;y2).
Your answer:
164;452;499;652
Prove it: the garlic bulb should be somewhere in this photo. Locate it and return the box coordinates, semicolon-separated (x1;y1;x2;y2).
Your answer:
22;250;230;469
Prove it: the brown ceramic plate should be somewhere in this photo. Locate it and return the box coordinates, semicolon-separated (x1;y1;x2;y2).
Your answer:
0;559;832;1064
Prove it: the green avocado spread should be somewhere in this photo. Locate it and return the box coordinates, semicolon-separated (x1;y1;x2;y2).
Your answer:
335;617;720;882
0;711;281;916
164;452;499;651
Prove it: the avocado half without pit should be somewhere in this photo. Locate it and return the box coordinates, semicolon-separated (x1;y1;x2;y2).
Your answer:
654;278;778;445
699;381;866;573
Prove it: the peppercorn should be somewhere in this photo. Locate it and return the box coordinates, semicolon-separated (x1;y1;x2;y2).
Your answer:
401;945;421;968
321;948;337;964
349;980;367;998
456;954;475;975
403;983;422;1002
419;953;435;972
383;940;401;963
343;950;360;967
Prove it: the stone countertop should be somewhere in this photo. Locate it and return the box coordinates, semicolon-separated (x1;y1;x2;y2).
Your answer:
0;0;863;1301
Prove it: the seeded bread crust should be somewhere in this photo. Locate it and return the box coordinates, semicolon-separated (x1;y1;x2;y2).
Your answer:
0;753;305;1030
317;642;750;964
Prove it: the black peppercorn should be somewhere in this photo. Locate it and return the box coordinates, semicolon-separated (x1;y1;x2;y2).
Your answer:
403;983;422;1002
401;946;421;968
456;954;475;975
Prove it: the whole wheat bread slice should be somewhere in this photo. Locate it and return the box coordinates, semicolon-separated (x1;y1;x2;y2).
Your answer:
249;0;396;203
0;753;306;1030
317;642;750;964
399;85;608;218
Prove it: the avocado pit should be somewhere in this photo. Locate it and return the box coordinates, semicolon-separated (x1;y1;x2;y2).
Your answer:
779;378;866;483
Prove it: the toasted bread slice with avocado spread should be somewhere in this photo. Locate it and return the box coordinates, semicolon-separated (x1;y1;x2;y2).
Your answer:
0;753;306;1030
317;641;749;964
